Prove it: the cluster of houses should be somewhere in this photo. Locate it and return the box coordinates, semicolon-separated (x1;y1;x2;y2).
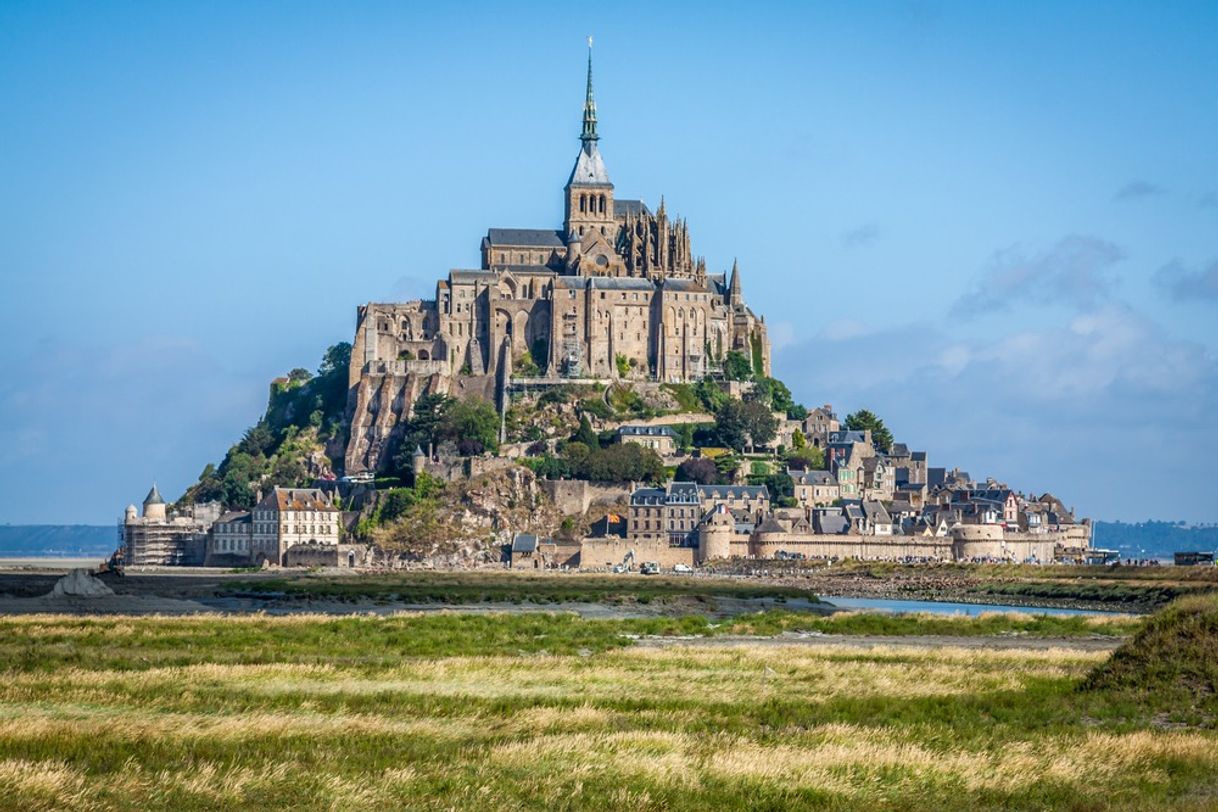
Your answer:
120;484;359;568
512;404;1094;570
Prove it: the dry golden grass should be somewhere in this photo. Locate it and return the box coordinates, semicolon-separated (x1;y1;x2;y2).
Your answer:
0;612;1210;810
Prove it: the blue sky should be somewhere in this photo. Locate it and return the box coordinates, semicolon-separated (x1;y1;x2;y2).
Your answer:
1;1;1216;524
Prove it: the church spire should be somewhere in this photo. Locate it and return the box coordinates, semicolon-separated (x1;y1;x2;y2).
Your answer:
581;36;598;147
728;259;742;302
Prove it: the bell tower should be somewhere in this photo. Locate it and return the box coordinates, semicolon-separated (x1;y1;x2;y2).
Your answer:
564;38;615;239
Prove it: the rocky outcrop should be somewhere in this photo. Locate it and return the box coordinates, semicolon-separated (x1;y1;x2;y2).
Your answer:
48;569;115;598
373;466;567;566
344;371;449;474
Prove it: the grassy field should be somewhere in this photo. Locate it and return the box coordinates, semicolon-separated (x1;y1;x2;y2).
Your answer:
0;606;1211;811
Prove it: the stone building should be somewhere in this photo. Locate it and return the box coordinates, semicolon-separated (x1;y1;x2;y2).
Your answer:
627;481;770;547
250;487;343;567
616;425;677;455
791;469;840;507
205;510;253;567
121;484;218;566
344;45;770;474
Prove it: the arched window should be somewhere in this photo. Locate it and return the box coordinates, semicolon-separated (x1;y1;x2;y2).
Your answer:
579;194;586;213
599;195;606;214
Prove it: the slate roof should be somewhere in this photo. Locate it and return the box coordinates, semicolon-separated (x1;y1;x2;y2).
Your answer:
697;484;770;501
552;276;656;291
143;484;165;506
790;470;835;486
829;429;868;445
449;270;497;283
486;228;566;248
260;487;336;513
618;425;676;437
813;508;849;535
590;277;656;290
630;487;667;506
511;533;539;554
661;278;703;292
216;510;251;524
614;199;650;217
493;264;557;274
862;501;892;524
888;500;915;515
568;143;612;186
911;451;926;462
755;515;787;534
668;481;700;503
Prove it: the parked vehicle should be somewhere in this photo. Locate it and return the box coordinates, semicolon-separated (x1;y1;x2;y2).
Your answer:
672;563;693;574
640;562;660;575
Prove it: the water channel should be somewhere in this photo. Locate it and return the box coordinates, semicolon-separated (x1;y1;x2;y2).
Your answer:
820;595;1132;616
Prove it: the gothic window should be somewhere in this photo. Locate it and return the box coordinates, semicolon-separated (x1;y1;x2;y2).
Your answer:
579;194;586;213
599;195;606;214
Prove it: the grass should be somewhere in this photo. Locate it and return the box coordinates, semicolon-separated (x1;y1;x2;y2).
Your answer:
228;570;824;605
0;604;1210;810
723;608;1142;638
1083;592;1218;703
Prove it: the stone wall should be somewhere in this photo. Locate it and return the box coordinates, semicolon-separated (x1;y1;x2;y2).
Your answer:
540;480;632;516
579;537;695;570
750;532;954;561
284;543;366;568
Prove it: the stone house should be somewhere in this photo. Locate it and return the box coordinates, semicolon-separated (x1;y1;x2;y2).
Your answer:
801;405;840;449
790;469;840;508
627;481;770;547
251;487;342;567
616;425;677;455
205;510;252;567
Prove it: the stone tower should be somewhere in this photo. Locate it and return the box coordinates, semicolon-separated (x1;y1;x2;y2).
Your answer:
142;483;167;522
697;503;734;564
564;39;615;239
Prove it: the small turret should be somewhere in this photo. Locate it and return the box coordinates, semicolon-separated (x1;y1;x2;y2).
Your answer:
142;483;166;522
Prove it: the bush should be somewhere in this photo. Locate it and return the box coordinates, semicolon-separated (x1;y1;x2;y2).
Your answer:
676;457;721;485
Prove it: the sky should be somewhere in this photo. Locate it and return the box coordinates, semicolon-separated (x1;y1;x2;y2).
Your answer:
1;1;1216;524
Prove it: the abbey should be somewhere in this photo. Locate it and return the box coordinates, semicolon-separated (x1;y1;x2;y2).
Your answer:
345;48;770;473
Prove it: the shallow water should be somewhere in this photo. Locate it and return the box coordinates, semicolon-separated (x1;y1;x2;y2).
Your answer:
821;595;1129;616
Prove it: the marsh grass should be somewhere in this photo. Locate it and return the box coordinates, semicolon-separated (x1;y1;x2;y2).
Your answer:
0;609;1208;810
229;570;820;605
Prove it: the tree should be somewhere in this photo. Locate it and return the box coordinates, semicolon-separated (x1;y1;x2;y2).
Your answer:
792;428;807;450
741;399;778;449
615;353;630;378
786;445;824;471
438;397;500;455
844;409;894;453
238;422;276;458
673;423;695;452
392;392;454;472
573;414;599;448
676;457;721;485
694;378;728;411
723;350;753;381
713;399;749;451
768;378;796;415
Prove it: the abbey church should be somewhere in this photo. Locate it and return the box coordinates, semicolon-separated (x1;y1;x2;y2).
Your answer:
345;47;770;473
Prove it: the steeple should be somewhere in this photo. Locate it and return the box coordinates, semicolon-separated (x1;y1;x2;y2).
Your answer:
565;36;614;236
581;36;598;147
728;259;742;303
